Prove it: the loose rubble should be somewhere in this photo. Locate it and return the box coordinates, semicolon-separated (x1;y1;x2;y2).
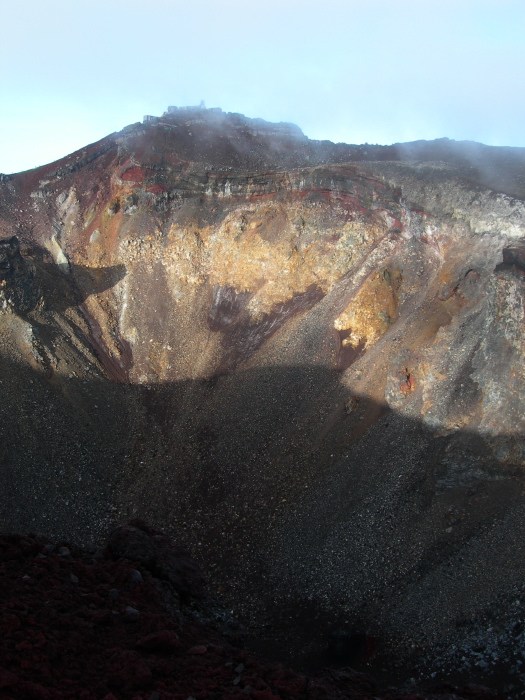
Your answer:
0;523;502;699
1;108;525;696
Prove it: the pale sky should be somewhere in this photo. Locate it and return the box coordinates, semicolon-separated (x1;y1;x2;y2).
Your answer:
1;0;524;174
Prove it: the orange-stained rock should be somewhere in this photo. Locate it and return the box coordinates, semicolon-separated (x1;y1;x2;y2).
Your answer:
1;108;525;691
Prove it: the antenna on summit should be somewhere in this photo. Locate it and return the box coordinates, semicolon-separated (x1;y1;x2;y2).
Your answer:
199;100;206;109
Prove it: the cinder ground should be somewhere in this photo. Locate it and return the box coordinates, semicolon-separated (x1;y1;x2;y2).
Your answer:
2;108;525;696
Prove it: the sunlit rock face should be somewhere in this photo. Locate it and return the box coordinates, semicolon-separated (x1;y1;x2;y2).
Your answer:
2;107;525;685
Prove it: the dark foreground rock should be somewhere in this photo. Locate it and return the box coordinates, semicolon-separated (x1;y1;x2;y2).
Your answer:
2;108;525;694
0;525;502;700
107;520;207;602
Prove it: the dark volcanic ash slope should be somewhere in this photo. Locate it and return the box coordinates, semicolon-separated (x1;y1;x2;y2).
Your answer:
0;524;499;700
1;107;525;693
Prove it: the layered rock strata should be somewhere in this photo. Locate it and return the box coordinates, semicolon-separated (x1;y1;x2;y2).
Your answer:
1;107;525;691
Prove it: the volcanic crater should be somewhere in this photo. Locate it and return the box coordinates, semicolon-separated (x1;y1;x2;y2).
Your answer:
2;105;525;697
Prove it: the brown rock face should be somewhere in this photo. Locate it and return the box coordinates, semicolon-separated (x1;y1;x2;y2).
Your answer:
1;106;525;690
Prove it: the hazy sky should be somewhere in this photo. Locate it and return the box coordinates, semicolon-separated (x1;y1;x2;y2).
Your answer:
1;0;524;174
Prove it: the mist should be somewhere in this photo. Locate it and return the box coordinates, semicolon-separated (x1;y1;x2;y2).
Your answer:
1;0;525;173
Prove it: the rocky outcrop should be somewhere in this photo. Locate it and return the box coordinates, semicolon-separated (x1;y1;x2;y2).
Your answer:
0;236;41;313
1;107;525;694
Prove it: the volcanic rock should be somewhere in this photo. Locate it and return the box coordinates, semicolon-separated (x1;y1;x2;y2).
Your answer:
0;528;501;699
0;235;41;312
108;521;207;600
1;105;525;693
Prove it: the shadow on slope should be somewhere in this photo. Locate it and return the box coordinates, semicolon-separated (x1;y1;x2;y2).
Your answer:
1;237;128;314
38;261;127;314
0;348;524;691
